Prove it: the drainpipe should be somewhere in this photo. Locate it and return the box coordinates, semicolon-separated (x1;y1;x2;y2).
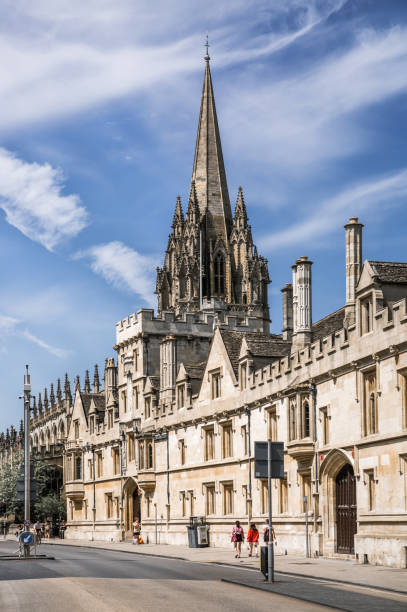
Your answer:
92;445;96;537
246;406;252;535
310;383;318;537
166;434;170;506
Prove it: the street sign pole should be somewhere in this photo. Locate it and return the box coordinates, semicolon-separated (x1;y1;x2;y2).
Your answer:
23;365;31;558
267;440;274;583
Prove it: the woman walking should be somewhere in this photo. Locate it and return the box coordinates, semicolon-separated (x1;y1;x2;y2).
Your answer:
247;523;259;557
132;517;141;544
231;520;244;558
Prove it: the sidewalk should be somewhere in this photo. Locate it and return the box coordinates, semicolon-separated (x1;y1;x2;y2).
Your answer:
17;536;407;595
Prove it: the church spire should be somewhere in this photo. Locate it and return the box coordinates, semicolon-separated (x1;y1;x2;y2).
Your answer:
191;51;232;239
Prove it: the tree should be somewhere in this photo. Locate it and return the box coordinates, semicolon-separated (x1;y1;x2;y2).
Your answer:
0;450;23;517
0;451;66;522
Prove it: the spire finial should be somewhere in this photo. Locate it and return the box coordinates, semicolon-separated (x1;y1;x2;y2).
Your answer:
204;32;210;61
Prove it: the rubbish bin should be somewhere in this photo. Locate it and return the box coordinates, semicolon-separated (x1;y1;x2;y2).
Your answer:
196;524;209;547
187;525;198;548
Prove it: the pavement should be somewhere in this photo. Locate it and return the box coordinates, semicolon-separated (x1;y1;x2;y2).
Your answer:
1;537;407;611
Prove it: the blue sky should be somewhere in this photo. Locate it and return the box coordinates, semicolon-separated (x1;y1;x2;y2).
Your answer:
1;0;407;431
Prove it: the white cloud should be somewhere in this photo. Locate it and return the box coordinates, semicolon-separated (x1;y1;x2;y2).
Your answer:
21;330;69;359
0;1;344;132
0;311;69;357
75;241;158;307
259;169;407;250
222;27;407;171
0;313;19;334
0;147;88;250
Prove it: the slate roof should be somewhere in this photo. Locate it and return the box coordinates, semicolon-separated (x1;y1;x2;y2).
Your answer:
369;261;407;284
244;333;291;358
311;307;345;342
80;393;105;418
219;329;290;375
219;329;244;375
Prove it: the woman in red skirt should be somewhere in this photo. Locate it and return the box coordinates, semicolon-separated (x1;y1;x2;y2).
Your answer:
247;522;259;557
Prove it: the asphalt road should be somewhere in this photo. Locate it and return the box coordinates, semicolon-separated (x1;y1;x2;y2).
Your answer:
0;540;332;612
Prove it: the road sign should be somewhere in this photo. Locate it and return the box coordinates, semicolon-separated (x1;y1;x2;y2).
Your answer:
19;531;34;546
254;441;284;478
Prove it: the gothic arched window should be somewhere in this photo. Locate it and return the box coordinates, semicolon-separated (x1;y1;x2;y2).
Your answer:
214;254;225;295
289;398;297;441
147;443;153;469
303;400;310;438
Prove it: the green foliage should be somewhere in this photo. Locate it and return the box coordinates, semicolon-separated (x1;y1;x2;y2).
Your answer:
0;450;23;517
34;492;66;521
0;452;66;521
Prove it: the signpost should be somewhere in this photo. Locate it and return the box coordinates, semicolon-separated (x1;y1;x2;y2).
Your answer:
254;440;284;583
23;365;31;558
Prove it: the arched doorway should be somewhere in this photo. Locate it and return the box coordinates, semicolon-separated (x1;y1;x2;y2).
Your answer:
123;478;141;535
336;464;357;554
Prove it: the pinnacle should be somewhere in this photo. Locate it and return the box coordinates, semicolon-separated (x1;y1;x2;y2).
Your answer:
93;364;100;393
84;370;91;393
172;195;184;228
50;383;55;406
234;186;248;224
57;378;62;402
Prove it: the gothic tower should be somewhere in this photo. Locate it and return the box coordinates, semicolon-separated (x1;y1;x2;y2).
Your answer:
156;51;270;324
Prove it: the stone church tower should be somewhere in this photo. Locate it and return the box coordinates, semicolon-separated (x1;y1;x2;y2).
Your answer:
156;52;270;324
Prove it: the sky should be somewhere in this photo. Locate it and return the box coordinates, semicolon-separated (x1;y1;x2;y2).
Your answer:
1;0;407;431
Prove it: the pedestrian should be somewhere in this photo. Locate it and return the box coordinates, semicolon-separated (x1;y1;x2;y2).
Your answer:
59;520;66;539
247;522;259;557
34;520;42;543
231;520;244;558
263;518;275;544
132;517;141;544
44;521;51;539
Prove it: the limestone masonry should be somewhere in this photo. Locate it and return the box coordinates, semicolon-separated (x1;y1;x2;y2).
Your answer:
2;54;407;568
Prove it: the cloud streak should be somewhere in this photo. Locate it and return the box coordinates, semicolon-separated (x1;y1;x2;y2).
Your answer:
259;168;407;250
0;312;69;357
74;241;158;307
0;147;88;250
0;1;344;132
221;26;407;176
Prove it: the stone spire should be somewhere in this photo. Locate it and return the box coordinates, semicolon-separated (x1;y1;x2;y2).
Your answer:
38;392;43;415
191;53;232;239
186;180;200;225
43;388;49;412
64;373;72;403
93;364;100;393
234;186;248;228
84;370;91;393
172;196;184;231
50;383;55;408
75;375;80;393
32;395;37;418
56;378;62;404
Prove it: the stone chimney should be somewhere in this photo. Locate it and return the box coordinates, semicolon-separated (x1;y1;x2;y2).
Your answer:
292;256;313;349
281;283;293;341
344;217;363;327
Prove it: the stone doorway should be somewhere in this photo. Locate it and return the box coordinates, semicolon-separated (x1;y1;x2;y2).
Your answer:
335;464;357;554
124;478;141;535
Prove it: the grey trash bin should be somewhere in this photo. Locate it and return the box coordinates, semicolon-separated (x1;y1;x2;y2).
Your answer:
187;525;198;548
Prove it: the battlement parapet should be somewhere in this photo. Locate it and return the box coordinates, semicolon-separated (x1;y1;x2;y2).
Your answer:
248;298;407;395
116;307;267;346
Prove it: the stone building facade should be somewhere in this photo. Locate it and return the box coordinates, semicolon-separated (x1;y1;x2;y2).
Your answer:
2;54;407;569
